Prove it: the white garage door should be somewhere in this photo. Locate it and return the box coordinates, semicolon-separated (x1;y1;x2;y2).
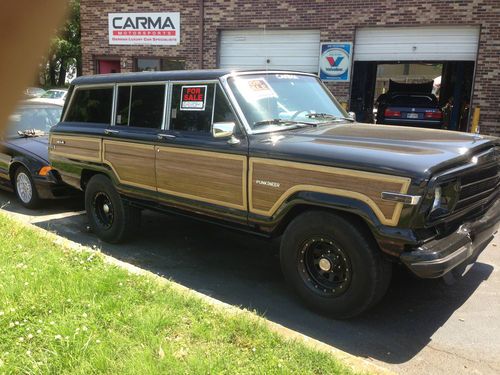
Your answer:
219;29;320;73
354;26;480;61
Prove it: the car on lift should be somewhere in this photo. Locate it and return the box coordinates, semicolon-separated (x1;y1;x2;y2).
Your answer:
0;100;74;208
376;92;443;128
49;70;499;318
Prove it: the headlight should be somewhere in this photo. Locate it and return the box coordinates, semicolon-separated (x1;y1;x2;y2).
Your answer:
431;186;442;212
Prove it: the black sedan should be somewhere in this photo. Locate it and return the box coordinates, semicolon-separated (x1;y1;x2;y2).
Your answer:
376;92;443;128
0;101;74;208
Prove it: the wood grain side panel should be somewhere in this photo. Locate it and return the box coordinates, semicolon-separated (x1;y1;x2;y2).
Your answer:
249;158;411;226
103;140;156;190
156;147;247;210
49;135;102;162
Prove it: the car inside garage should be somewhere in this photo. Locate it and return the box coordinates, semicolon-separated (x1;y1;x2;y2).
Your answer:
349;26;479;132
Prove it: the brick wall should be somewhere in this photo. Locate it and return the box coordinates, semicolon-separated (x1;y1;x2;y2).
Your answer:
81;0;500;136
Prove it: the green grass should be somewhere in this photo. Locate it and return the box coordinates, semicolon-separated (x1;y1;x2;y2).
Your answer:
0;213;356;374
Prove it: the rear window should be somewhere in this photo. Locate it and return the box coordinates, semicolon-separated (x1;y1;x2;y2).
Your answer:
65;87;113;124
389;95;437;107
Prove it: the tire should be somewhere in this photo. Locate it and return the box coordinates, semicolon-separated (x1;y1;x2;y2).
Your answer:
14;166;41;209
85;174;140;243
280;210;392;319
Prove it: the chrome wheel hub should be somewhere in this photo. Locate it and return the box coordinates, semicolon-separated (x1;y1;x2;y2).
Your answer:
16;172;33;204
318;257;332;272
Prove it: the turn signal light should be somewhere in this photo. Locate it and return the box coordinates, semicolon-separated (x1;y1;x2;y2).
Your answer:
384;109;401;117
39;166;53;176
424;111;443;119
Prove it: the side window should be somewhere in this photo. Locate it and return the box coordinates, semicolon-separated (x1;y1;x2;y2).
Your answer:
65;87;113;124
170;84;215;133
115;85;165;129
213;86;237;123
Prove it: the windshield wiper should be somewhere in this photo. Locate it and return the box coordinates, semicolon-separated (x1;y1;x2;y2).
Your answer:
305;113;355;122
253;119;317;128
17;129;45;138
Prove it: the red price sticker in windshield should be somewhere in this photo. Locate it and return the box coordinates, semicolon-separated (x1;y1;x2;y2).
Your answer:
180;85;207;111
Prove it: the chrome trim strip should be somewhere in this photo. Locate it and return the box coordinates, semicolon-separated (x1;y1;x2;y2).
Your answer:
381;192;421;205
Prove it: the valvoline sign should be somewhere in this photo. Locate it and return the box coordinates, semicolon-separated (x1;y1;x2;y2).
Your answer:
319;43;352;82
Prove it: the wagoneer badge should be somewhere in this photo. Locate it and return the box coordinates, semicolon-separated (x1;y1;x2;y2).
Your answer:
256;180;280;188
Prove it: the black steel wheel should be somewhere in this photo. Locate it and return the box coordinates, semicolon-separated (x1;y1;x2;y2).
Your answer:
299;237;352;297
280;210;392;318
85;174;140;243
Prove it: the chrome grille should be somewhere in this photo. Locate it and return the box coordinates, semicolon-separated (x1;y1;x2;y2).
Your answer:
454;162;499;213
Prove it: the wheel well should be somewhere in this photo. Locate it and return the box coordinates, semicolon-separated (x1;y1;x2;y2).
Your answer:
275;204;373;238
9;162;25;184
81;170;104;191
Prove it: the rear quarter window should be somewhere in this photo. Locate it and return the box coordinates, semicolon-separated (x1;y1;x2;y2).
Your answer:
65;87;113;124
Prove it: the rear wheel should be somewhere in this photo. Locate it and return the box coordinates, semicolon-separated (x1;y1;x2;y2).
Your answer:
14;166;41;209
280;210;392;318
85;174;140;243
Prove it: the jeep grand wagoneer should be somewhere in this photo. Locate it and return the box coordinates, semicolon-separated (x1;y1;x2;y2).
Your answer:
49;70;499;318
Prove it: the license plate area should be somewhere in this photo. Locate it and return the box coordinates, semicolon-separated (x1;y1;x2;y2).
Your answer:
407;113;419;119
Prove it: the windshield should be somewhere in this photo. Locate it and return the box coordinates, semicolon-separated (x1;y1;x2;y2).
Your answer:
227;73;349;132
4;105;62;137
41;90;66;99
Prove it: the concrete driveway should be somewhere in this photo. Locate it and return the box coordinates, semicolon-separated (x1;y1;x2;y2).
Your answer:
1;190;499;374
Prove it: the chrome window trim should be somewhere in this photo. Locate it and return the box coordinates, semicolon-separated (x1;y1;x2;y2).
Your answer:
62;83;115;123
167;80;219;133
112;82;168;129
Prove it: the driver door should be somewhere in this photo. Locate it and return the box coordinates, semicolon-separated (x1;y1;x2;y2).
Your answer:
155;82;248;223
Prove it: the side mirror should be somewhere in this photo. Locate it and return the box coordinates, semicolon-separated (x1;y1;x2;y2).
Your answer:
212;121;236;138
348;111;356;121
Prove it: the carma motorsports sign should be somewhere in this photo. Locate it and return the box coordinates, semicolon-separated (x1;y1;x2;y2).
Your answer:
319;43;352;82
108;12;180;45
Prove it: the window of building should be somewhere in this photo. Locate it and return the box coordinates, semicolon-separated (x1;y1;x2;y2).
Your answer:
115;85;165;129
65;87;113;124
135;58;185;72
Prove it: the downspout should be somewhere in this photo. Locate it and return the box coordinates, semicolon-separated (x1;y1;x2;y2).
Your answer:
199;0;204;69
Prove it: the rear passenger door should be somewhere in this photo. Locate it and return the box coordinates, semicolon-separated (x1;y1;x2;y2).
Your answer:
102;83;166;193
155;81;248;223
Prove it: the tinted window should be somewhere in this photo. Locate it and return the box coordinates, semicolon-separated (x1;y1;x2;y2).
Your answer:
135;58;185;72
213;86;237;123
115;85;165;129
389;95;437;107
170;84;215;133
65;87;113;124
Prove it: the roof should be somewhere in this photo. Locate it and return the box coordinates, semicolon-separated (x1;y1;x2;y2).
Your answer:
70;69;315;86
71;69;235;85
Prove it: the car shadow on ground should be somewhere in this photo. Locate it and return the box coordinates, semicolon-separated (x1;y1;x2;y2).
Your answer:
0;193;84;217
20;205;493;365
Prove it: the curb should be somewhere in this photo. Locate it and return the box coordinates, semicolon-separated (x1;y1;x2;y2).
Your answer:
1;210;394;375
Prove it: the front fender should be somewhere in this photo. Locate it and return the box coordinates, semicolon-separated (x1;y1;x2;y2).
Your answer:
250;190;420;256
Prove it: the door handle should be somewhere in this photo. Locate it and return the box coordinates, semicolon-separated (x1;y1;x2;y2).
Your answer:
104;129;120;135
157;133;176;140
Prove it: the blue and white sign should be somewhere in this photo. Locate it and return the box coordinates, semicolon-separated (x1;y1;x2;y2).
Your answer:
319;43;352;82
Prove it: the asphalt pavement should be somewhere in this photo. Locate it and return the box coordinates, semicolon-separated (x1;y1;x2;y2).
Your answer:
1;190;499;374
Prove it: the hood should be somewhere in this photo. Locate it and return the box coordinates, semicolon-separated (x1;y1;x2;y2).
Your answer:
7;135;49;162
249;123;498;182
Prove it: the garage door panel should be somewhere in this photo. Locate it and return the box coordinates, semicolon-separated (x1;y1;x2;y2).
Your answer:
219;29;320;73
354;26;479;61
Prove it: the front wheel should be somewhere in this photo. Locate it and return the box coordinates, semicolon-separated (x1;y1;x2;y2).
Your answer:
85;174;140;243
280;211;392;318
14;166;41;209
